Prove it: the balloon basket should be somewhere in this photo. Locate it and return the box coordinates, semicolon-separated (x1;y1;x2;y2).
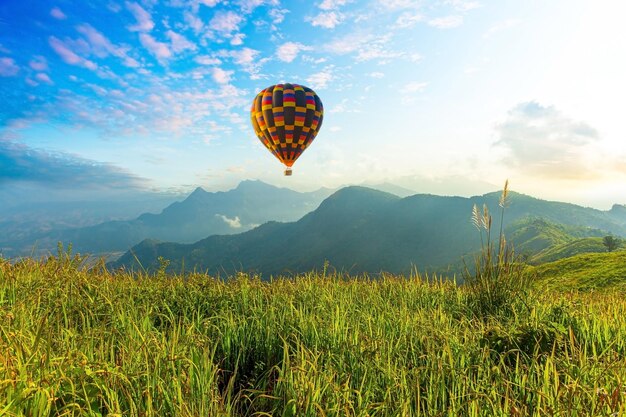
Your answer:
284;167;292;176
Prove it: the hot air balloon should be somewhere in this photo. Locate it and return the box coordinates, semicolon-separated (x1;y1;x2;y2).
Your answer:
250;83;324;176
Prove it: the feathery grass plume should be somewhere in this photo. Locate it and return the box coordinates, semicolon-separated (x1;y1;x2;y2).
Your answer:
472;204;483;230
463;179;531;318
482;204;490;230
498;179;509;259
499;179;510;208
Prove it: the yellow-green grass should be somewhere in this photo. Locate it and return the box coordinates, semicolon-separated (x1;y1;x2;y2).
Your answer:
1;255;625;416
529;237;609;265
531;250;626;291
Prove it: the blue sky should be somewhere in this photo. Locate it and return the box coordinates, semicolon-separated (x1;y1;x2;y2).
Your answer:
1;0;625;208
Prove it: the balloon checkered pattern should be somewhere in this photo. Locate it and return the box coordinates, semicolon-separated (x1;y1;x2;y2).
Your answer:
250;83;324;168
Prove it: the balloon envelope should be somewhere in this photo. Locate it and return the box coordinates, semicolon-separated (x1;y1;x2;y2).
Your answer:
250;83;324;168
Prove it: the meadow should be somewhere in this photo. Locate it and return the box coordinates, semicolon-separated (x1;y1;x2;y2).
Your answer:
1;250;625;416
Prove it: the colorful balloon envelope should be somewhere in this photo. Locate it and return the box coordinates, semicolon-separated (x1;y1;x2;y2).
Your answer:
250;83;324;175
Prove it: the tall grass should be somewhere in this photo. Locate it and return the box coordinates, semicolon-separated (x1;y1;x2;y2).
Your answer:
1;252;625;416
464;180;532;317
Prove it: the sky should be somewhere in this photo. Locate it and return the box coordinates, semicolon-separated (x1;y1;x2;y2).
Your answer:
1;0;626;209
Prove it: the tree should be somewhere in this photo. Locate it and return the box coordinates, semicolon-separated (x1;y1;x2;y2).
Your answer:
603;235;620;252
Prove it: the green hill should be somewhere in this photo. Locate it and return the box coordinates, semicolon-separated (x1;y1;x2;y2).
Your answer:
531;250;626;290
530;237;608;264
506;216;604;256
113;187;626;277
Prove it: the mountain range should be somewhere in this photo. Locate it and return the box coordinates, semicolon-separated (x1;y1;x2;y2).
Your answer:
0;180;333;257
112;185;626;277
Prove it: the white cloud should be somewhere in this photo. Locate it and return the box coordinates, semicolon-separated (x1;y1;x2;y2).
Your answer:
309;11;343;28
208;11;244;36
29;56;48;71
326;32;373;54
377;0;419;10
212;67;233;84
195;55;222;65
216;214;242;228
228;47;263;75
323;32;410;64
50;7;67;19
166;30;196;53
445;0;481;11
368;71;384;78
428;15;463;29
408;53;422;62
327;33;409;65
184;11;204;34
269;8;289;24
48;36;98;70
319;0;350;10
494;102;601;179
331;98;359;113
0;57;19;77
357;48;401;62
483;19;520;38
230;33;245;45
238;0;275;13
277;42;310;63
139;33;172;61
325;32;398;64
126;2;154;32
35;73;54;85
76;24;139;68
400;82;427;105
395;12;423;28
307;67;334;90
404;81;427;92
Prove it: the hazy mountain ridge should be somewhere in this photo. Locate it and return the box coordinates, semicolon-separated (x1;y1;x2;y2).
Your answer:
112;186;626;277
1;180;333;257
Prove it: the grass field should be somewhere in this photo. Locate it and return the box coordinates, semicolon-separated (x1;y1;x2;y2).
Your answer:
1;252;625;417
530;250;626;291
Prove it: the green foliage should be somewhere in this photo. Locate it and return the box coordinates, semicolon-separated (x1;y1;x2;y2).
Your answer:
531;250;626;291
506;216;605;256
2;255;626;416
603;235;621;252
530;237;607;264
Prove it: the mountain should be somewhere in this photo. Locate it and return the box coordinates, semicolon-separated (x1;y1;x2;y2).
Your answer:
608;204;626;225
2;180;333;257
361;182;417;197
112;187;626;277
506;217;605;256
0;192;180;258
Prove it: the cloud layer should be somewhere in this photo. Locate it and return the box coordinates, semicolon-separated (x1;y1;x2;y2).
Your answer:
494;102;600;179
0;141;147;189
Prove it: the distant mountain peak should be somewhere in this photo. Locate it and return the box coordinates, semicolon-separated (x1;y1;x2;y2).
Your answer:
328;185;393;199
316;186;399;212
190;186;207;196
183;186;209;202
235;179;279;191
